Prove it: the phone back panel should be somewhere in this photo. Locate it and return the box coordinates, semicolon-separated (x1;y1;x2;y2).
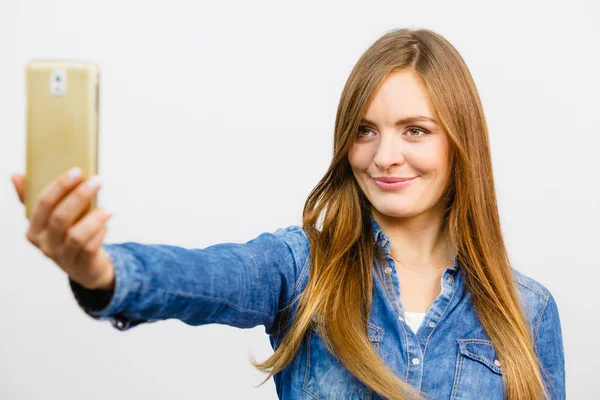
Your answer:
25;60;99;219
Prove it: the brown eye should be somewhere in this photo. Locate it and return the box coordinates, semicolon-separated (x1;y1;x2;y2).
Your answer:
357;126;375;138
406;127;429;137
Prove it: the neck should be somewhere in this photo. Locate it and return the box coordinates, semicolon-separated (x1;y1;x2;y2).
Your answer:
372;204;456;273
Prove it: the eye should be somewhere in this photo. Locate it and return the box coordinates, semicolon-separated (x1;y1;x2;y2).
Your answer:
406;127;430;137
357;125;375;138
356;125;430;140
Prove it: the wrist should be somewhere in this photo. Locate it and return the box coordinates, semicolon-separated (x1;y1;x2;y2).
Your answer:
89;267;115;291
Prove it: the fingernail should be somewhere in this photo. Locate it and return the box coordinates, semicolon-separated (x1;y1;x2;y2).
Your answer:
68;167;82;179
86;175;102;189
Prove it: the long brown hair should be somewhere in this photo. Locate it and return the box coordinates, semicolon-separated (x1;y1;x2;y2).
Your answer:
250;27;551;400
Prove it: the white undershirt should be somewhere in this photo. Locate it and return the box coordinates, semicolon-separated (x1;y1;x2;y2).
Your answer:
395;268;449;333
404;311;427;333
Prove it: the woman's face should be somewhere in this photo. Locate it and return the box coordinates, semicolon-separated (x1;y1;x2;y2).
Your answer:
348;68;453;220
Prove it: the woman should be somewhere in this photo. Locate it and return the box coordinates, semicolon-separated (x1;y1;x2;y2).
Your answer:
12;28;565;399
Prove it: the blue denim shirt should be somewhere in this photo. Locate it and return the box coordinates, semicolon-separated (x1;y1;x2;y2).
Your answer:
70;215;566;399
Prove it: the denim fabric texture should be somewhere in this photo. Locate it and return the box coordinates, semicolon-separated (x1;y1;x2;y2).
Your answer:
69;215;566;399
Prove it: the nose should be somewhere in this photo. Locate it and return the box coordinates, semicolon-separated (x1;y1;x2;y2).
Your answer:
373;133;406;170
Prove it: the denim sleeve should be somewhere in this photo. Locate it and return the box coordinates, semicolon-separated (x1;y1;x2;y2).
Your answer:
534;291;566;400
69;225;310;335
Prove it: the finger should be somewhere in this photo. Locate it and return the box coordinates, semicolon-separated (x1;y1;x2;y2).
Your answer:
11;174;25;204
27;167;83;241
46;175;102;253
62;224;108;289
37;206;101;260
62;208;112;258
84;225;108;253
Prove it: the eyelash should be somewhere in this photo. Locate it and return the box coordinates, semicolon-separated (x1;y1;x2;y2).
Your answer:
356;125;430;139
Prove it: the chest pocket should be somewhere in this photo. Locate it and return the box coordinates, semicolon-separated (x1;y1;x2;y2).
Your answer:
451;339;505;400
302;320;384;400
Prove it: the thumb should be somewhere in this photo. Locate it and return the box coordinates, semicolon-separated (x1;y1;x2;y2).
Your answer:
11;174;25;204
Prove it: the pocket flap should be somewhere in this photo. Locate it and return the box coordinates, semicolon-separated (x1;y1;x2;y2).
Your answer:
367;322;384;343
457;339;502;375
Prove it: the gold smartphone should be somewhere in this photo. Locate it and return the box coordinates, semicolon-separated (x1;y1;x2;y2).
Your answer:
25;59;100;219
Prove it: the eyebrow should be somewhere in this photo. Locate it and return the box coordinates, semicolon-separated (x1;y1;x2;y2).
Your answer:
360;115;439;126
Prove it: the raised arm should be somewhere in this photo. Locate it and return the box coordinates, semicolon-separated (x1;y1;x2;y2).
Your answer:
69;225;310;336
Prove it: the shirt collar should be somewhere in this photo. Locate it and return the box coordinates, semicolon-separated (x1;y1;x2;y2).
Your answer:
369;213;459;275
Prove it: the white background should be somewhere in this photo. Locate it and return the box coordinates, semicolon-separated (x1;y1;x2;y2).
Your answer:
1;0;598;399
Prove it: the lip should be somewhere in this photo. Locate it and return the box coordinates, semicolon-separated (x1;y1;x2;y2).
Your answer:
373;176;418;191
373;176;418;183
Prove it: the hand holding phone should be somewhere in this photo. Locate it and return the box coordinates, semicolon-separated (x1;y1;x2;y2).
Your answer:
17;59;114;290
12;168;115;290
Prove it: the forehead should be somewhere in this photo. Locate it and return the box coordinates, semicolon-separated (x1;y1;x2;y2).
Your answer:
364;69;437;124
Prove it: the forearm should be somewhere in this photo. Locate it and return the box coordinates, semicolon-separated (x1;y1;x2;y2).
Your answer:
69;226;309;333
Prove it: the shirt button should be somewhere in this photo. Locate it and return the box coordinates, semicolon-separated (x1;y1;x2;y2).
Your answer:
428;321;436;328
384;266;392;275
116;319;125;329
412;358;420;365
446;276;454;284
494;359;501;367
398;315;404;322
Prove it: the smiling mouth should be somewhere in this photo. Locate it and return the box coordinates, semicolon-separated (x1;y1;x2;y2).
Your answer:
373;176;418;190
373;176;419;183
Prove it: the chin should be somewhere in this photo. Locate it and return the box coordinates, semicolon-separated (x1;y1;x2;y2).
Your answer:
372;201;419;218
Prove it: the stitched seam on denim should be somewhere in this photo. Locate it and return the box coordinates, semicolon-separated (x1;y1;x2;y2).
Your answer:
533;292;550;342
292;229;311;296
373;342;380;354
367;322;384;342
530;291;560;398
147;285;273;319
515;276;552;340
458;339;493;345
399;318;410;382
386;264;411;381
380;257;411;381
422;281;457;360
457;340;501;374
95;245;135;317
276;234;307;321
293;254;310;298
460;350;501;374
302;329;323;400
517;280;549;301
516;279;551;342
463;352;498;372
450;346;464;400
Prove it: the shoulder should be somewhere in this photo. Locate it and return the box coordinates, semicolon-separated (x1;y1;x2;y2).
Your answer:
268;225;310;266
273;225;310;249
250;225;309;250
512;267;551;300
264;225;311;286
511;267;559;341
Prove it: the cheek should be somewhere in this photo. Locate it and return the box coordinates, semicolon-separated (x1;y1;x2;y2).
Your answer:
347;147;370;172
410;148;451;182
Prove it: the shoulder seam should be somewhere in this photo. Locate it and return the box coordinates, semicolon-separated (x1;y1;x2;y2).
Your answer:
291;229;310;297
517;280;549;300
533;291;550;341
517;280;550;341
